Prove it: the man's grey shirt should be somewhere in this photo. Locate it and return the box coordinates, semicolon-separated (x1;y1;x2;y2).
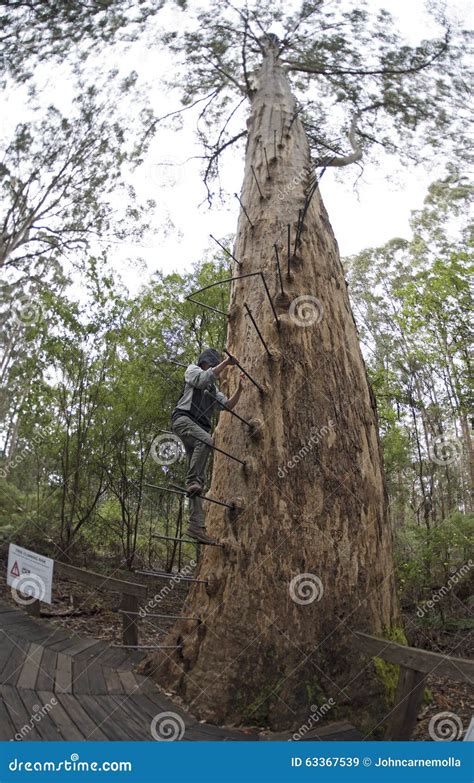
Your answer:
172;364;229;431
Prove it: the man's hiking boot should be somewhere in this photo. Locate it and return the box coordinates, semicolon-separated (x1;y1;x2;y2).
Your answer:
186;526;219;546
185;482;202;496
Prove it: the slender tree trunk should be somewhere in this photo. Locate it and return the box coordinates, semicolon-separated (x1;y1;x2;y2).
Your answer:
151;40;399;730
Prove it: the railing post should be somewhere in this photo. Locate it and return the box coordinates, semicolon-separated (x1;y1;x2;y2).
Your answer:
385;666;426;741
25;598;41;617
121;593;139;647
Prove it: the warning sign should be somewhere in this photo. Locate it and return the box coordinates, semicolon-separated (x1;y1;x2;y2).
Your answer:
7;544;54;604
10;560;20;578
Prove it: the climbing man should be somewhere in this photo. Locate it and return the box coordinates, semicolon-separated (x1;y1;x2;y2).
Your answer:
171;348;244;544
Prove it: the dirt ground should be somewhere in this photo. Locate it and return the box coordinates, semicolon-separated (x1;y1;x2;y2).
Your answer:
0;557;471;740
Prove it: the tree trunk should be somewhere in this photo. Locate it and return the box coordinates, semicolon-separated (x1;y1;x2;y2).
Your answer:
151;40;399;730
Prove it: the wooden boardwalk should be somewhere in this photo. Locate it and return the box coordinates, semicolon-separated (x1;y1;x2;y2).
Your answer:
0;600;360;741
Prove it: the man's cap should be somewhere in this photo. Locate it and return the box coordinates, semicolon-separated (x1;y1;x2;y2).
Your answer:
197;348;221;367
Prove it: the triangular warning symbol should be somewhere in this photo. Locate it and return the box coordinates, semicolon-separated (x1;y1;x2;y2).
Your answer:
10;560;20;577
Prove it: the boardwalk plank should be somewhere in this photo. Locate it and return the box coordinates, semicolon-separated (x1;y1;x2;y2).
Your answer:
46;634;86;653
189;723;258;741
95;648;130;669
102;666;124;694
111;693;153;736
75;640;110;661
86;662;108;695
20;688;62;741
118;670;140;694
36;648;58;691
17;643;43;690
55;653;73;694
62;638;101;657
37;690;85;741
98;648;140;669
122;671;156;694
0;642;28;687
0;695;16;740
138;689;196;725
97;694;149;740
1;685;42;741
0;634;17;678
0;614;54;643
55;693;108;741
76;694;135;741
72;656;91;694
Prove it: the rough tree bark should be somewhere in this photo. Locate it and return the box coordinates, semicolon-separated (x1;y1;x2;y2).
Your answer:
150;38;399;730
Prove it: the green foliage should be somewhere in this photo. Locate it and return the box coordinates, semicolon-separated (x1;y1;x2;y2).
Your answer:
346;174;473;625
0;1;166;83
396;512;474;605
0;247;231;563
345;173;473;535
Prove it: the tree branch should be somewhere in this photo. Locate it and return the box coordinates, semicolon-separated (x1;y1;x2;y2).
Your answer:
319;112;362;167
201;129;247;206
142;90;219;143
283;34;449;78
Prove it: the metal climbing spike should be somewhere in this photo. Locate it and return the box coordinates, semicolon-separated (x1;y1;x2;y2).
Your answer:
273;244;284;296
259;272;280;329
157;428;246;468
224;349;264;393
293;209;302;257
209;234;242;266
287;224;291;275
244;303;272;357
251;165;264;199
112;643;183;650
156;357;188;369
152;533;223;548
144;481;235;510
204;389;254;429
135;568;208;585
186;271;279;330
264;146;270;178
234;193;253;228
117;608;200;621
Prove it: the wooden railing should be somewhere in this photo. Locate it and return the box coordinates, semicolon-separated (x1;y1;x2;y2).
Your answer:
27;562;148;647
353;631;473;740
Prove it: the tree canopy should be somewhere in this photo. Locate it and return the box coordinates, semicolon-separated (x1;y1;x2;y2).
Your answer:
150;0;470;200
